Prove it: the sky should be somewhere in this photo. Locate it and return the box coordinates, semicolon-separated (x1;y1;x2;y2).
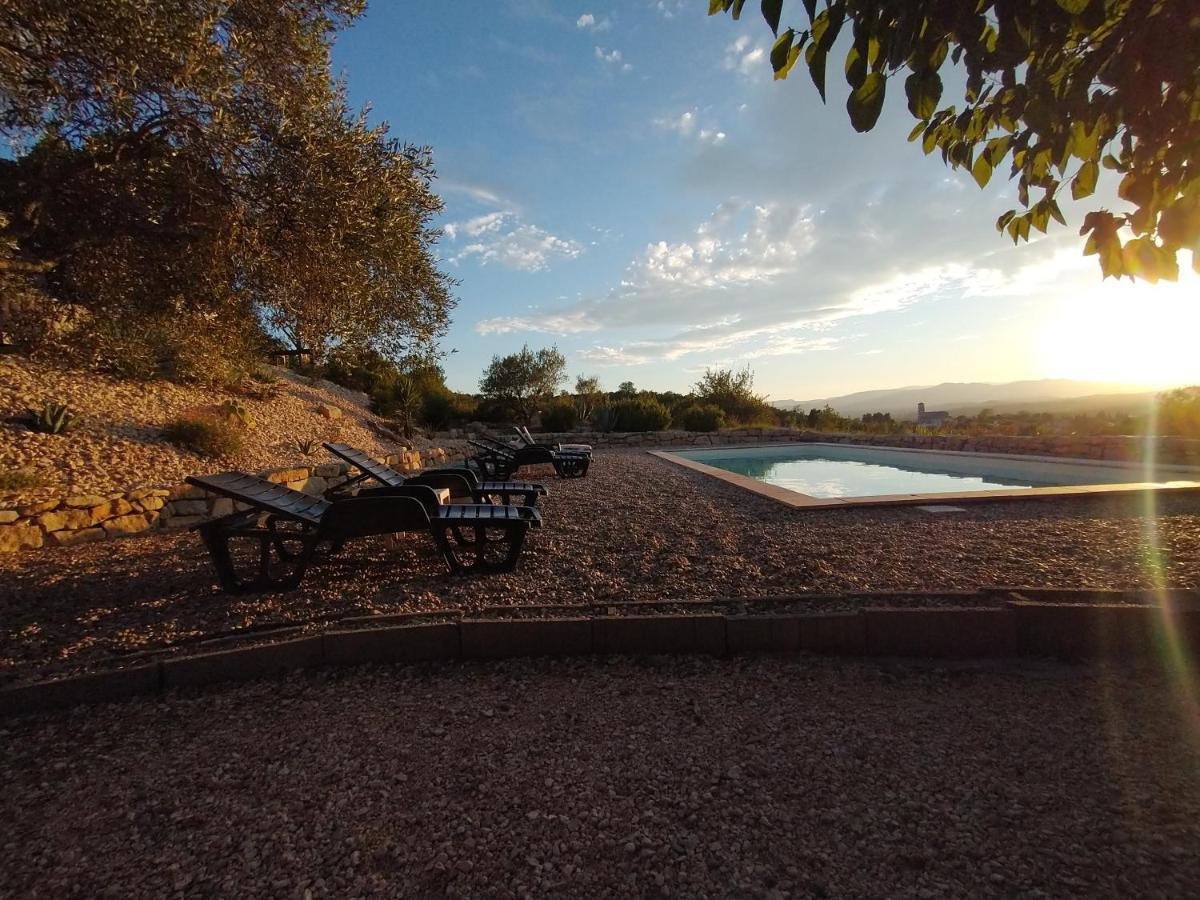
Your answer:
331;0;1200;401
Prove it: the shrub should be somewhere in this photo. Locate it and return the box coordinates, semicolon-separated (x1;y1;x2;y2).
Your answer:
0;469;44;493
539;400;579;432
607;397;671;432
163;414;244;459
678;403;725;432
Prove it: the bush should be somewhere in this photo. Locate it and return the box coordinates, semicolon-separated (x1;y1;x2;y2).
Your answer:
539;400;579;432
606;397;671;432
0;469;44;494
678;403;725;432
163;415;244;459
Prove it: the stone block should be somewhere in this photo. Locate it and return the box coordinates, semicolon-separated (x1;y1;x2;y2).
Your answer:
161;636;325;690
726;615;803;653
50;527;105;546
209;498;234;518
89;498;133;524
17;499;59;516
0;664;161;717
323;623;461;666
64;494;107;509
316;403;342;420
166;499;207;517
864;608;1016;659
461;619;592;659
297;476;327;495
161;515;206;530
137;496;165;512
592;615;726;656
0;510;17;524
263;467;309;484
127;487;156;501
168;484;205;500
0;523;44;552
103;514;150;537
314;463;347;478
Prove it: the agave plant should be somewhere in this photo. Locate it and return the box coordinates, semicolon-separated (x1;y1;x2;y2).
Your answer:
26;401;78;435
293;437;319;455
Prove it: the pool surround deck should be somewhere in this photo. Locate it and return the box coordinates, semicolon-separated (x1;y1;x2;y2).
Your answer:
650;442;1200;509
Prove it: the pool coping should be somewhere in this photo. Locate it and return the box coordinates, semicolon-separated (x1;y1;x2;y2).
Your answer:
649;442;1200;510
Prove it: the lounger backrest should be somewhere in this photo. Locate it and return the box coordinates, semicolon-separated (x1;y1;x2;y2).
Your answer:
324;442;406;488
186;472;331;525
317;494;430;538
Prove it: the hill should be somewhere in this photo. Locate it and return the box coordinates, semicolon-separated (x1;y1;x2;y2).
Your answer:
771;379;1159;419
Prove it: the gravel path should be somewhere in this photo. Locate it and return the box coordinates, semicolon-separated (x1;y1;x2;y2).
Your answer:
2;655;1198;898
3;450;1200;685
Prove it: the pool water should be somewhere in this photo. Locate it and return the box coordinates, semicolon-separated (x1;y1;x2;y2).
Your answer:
673;444;1193;500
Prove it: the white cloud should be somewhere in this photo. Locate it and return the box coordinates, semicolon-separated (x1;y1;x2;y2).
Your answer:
595;46;632;71
653;108;726;144
653;0;687;18
576;13;611;31
722;36;767;77
443;211;583;272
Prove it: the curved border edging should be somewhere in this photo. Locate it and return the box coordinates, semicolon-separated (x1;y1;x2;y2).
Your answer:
2;589;1197;718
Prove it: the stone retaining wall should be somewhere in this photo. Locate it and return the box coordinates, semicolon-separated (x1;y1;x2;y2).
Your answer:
534;428;1200;466
0;447;462;553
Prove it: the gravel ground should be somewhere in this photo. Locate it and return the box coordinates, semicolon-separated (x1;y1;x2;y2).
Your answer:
2;655;1198;898
2;450;1200;685
0;358;419;503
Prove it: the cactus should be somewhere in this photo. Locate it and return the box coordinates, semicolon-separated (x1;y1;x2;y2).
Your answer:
25;401;78;435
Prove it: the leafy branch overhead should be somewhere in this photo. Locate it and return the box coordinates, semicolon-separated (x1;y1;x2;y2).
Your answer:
710;0;1199;282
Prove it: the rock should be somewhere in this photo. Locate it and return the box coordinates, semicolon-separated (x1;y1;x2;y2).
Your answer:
314;463;346;479
0;510;18;524
167;499;208;517
317;404;342;420
64;494;107;509
17;499;59;516
38;509;92;532
102;514;150;537
264;467;309;484
209;498;235;518
0;523;44;552
137;496;165;512
162;514;206;529
49;527;105;547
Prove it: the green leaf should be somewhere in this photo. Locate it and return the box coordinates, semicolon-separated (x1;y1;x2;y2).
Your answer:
907;121;926;142
708;0;725;15
806;44;827;103
921;125;938;154
904;71;942;120
847;72;886;133
996;210;1017;232
1071;160;1098;200
761;0;783;35
771;29;795;72
1055;0;1091;14
731;0;747;19
971;154;993;188
1048;199;1066;226
845;45;867;89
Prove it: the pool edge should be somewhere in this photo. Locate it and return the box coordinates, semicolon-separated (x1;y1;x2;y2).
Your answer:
647;446;1200;510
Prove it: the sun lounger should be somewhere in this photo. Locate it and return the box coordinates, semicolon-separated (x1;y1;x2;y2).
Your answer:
515;425;593;455
468;438;590;479
186;471;541;592
323;442;548;508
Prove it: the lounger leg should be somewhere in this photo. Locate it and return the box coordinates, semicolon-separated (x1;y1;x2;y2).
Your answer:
198;523;244;593
433;521;529;573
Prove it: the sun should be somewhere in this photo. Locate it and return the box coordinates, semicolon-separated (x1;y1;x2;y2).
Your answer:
1037;269;1200;387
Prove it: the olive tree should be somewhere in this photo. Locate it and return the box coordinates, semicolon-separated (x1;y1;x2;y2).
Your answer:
710;0;1198;282
479;345;568;424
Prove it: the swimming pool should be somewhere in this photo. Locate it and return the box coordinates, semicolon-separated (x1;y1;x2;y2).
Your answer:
656;443;1200;508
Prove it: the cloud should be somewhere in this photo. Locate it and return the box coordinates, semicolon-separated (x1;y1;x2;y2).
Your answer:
439;180;511;208
653;108;726;144
652;0;688;18
595;46;633;71
443;211;583;272
722;36;766;77
576;13;611;32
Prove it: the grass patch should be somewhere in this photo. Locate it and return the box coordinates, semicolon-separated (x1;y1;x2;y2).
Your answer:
0;469;45;494
163;415;245;459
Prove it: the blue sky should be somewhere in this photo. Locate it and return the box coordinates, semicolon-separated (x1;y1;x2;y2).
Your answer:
332;1;1199;400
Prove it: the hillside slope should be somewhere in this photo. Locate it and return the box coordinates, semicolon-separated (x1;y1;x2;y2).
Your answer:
0;358;423;504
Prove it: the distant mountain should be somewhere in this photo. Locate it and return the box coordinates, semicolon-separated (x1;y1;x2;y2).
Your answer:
771;379;1160;419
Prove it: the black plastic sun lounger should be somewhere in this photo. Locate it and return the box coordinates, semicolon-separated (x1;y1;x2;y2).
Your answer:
468;438;591;479
515;425;593;455
323;442;548;508
186;472;540;593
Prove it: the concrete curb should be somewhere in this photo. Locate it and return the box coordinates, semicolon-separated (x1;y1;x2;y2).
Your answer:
3;589;1198;717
